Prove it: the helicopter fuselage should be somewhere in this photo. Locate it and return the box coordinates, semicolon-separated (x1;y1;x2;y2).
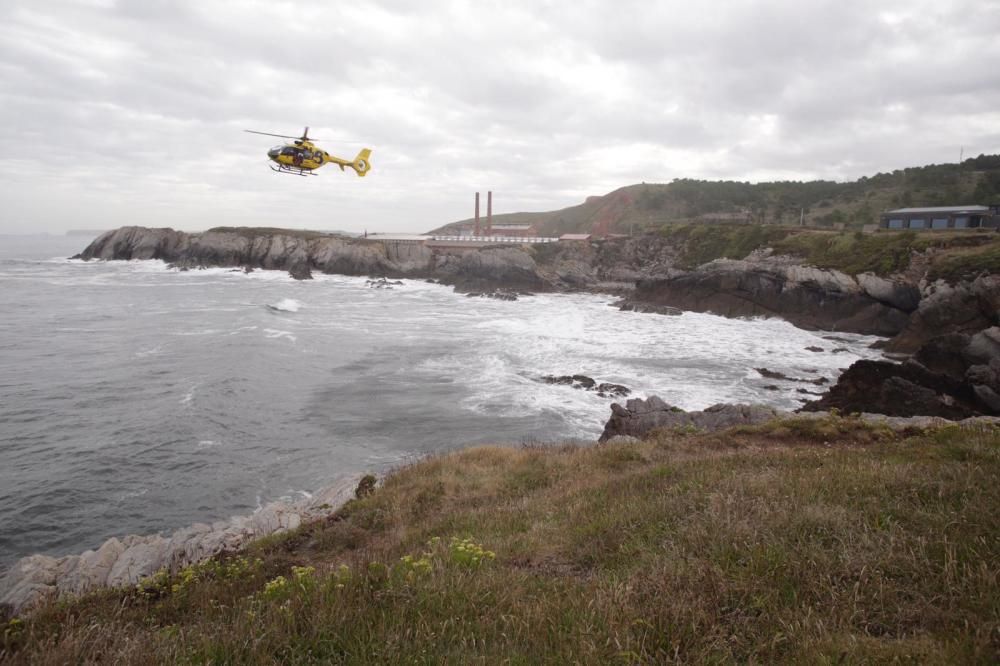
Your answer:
268;140;325;172
264;140;371;177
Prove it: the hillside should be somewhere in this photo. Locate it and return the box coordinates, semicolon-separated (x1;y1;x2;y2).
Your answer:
431;153;1000;236
3;416;998;663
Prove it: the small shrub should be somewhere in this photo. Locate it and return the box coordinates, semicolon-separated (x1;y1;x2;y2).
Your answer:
355;474;377;498
448;537;496;568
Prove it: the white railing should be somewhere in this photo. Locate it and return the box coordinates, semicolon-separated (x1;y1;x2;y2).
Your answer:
429;235;559;244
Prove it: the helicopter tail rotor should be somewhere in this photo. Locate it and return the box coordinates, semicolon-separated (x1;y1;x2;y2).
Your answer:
351;148;372;177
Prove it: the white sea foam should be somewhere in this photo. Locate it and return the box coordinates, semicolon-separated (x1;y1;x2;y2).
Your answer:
180;383;199;405
117;487;149;501
267;298;302;313
134;345;163;358
263;328;297;342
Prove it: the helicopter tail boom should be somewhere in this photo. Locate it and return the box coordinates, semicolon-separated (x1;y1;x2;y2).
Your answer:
320;148;372;176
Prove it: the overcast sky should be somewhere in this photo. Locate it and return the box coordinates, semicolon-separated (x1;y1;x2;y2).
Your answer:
1;0;998;235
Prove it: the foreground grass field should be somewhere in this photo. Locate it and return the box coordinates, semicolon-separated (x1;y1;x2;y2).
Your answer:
3;417;999;664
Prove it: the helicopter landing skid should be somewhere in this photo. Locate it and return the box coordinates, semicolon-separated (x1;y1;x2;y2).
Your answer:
269;163;317;176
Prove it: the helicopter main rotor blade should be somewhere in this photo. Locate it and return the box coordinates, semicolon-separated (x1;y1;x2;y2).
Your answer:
244;129;301;139
245;128;368;144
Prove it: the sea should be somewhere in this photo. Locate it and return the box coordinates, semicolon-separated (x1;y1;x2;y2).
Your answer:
0;234;885;569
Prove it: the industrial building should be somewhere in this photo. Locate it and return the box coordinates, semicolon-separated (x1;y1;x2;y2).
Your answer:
879;205;1000;230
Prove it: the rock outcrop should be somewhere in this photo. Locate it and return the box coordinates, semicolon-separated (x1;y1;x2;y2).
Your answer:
0;475;361;617
600;396;1000;442
885;275;1000;353
436;247;550;293
617;256;914;336
599;397;782;441
801;326;1000;418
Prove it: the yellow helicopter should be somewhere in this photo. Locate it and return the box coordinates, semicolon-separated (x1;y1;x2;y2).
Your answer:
245;127;371;177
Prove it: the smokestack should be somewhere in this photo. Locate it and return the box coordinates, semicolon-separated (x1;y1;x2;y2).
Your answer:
487;190;493;236
474;192;480;236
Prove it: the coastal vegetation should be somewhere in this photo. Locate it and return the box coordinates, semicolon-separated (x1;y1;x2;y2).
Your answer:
654;223;1000;278
4;416;999;663
203;227;340;241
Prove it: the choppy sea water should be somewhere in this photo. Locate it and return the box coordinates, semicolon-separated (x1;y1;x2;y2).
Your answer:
0;235;884;568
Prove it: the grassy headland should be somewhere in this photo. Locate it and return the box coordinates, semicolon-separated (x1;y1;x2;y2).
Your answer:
4;416;999;663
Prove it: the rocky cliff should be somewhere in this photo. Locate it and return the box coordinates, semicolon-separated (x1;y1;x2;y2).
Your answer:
616;253;917;337
78;227;400;278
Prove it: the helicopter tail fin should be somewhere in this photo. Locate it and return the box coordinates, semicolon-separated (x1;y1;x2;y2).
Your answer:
351;149;372;177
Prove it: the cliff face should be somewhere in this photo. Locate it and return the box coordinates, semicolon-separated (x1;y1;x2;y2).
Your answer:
617;254;917;336
78;227;400;277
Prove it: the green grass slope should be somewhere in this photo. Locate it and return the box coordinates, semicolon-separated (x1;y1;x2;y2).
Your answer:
5;417;999;664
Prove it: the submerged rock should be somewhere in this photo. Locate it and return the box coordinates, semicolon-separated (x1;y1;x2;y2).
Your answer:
366;277;403;289
616;301;683;316
755;368;829;385
540;375;631;398
466;289;519;301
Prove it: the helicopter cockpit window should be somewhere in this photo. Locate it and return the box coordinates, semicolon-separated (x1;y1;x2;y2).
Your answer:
281;147;298;156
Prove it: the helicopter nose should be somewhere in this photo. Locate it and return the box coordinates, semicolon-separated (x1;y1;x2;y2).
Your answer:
267;147;281;159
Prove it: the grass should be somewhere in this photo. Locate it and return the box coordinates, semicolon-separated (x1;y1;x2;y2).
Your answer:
927;243;1000;283
203;227;336;241
654;223;1000;277
3;417;1000;664
659;224;794;269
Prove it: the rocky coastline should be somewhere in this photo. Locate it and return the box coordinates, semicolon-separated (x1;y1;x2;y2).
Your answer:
76;225;1000;414
77;226;996;342
3;224;991;616
0;476;362;616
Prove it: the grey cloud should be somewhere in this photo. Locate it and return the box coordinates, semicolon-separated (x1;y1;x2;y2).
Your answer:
0;0;998;235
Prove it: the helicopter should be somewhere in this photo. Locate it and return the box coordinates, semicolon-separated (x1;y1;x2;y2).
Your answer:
245;127;371;177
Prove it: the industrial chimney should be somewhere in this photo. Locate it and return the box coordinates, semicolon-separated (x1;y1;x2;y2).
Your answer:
474;192;480;236
487;191;493;236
